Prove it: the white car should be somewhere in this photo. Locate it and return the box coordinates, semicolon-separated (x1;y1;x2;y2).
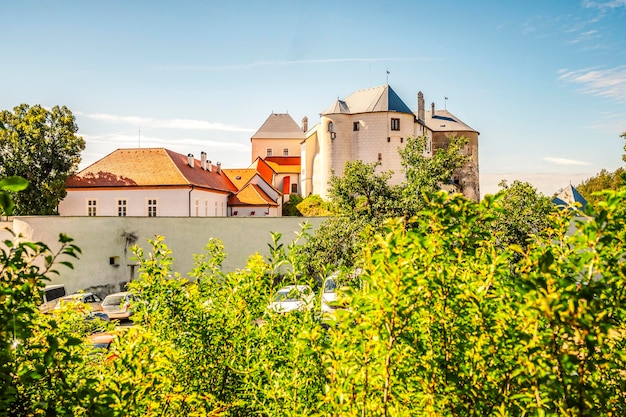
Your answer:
54;292;103;311
268;285;314;313
101;292;136;320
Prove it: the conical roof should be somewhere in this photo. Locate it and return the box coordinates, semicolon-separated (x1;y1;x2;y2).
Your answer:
321;85;413;115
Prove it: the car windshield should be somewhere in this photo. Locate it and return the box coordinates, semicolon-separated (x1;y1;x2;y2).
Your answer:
274;287;310;302
324;279;337;293
103;295;125;306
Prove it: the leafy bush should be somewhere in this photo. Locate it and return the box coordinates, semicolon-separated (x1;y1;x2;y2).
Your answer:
3;189;626;415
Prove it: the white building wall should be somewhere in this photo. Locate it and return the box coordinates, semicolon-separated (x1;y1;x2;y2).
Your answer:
313;112;425;198
58;188;229;217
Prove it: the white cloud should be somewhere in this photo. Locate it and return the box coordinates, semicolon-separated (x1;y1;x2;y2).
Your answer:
543;157;592;166
81;132;250;152
558;66;626;102
76;112;255;133
583;0;626;9
154;57;437;72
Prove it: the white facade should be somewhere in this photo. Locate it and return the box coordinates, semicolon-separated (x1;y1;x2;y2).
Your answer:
59;188;229;217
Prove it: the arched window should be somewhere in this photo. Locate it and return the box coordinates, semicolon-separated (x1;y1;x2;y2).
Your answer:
327;121;334;132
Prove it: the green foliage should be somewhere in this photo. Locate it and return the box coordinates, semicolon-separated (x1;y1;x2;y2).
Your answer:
5;188;626;415
282;194;303;216
296;194;332;216
328;160;402;221
302;136;470;277
576;168;625;205
0;104;85;215
489;180;557;251
399;134;469;216
0;176;29;215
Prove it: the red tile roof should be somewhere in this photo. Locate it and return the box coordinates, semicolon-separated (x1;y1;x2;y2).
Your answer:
249;158;275;184
66;148;237;193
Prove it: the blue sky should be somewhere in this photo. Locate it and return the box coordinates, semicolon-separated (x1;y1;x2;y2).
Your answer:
2;0;625;196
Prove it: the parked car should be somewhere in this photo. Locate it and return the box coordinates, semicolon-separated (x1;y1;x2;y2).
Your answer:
268;285;314;313
54;292;103;312
101;292;135;320
88;332;116;350
39;284;67;313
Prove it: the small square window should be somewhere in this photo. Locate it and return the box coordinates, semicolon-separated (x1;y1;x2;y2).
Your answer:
378;153;382;162
391;118;400;131
266;148;273;157
251;211;256;216
283;148;289;156
291;183;298;193
353;122;360;131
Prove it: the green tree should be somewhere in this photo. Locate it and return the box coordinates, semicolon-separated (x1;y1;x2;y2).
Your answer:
0;104;85;215
576;168;624;205
328;160;403;221
399;134;469;216
488;180;556;251
283;194;303;216
296;194;332;216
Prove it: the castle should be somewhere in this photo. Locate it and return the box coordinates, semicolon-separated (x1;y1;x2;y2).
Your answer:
251;84;479;202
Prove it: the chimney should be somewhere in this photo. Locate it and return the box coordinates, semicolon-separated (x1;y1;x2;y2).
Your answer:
431;102;435;116
201;151;207;170
207;160;212;172
187;153;194;168
302;116;308;132
417;91;425;121
216;162;221;174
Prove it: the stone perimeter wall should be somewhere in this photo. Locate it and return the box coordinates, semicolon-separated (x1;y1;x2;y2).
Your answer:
4;216;325;299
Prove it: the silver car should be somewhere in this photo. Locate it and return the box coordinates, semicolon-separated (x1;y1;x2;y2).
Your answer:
101;292;135;320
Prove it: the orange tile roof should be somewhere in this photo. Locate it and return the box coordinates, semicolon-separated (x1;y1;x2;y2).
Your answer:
228;184;278;207
66;148;237;193
222;168;257;190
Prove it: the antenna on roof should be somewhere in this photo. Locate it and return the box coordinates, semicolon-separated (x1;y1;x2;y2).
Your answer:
386;68;390;84
444;96;448;111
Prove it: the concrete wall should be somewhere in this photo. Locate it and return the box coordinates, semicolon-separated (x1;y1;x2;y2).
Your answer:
9;216;325;297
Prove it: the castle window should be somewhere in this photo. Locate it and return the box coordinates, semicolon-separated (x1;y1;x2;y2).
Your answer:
328;121;334;132
391;118;400;131
266;148;273;157
353;122;359;131
401;137;404;143
378;153;382;162
387;137;391;143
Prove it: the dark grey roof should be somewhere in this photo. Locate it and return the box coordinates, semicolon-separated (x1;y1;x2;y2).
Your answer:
322;85;414;115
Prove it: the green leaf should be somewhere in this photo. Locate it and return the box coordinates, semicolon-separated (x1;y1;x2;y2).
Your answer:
0;176;29;192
